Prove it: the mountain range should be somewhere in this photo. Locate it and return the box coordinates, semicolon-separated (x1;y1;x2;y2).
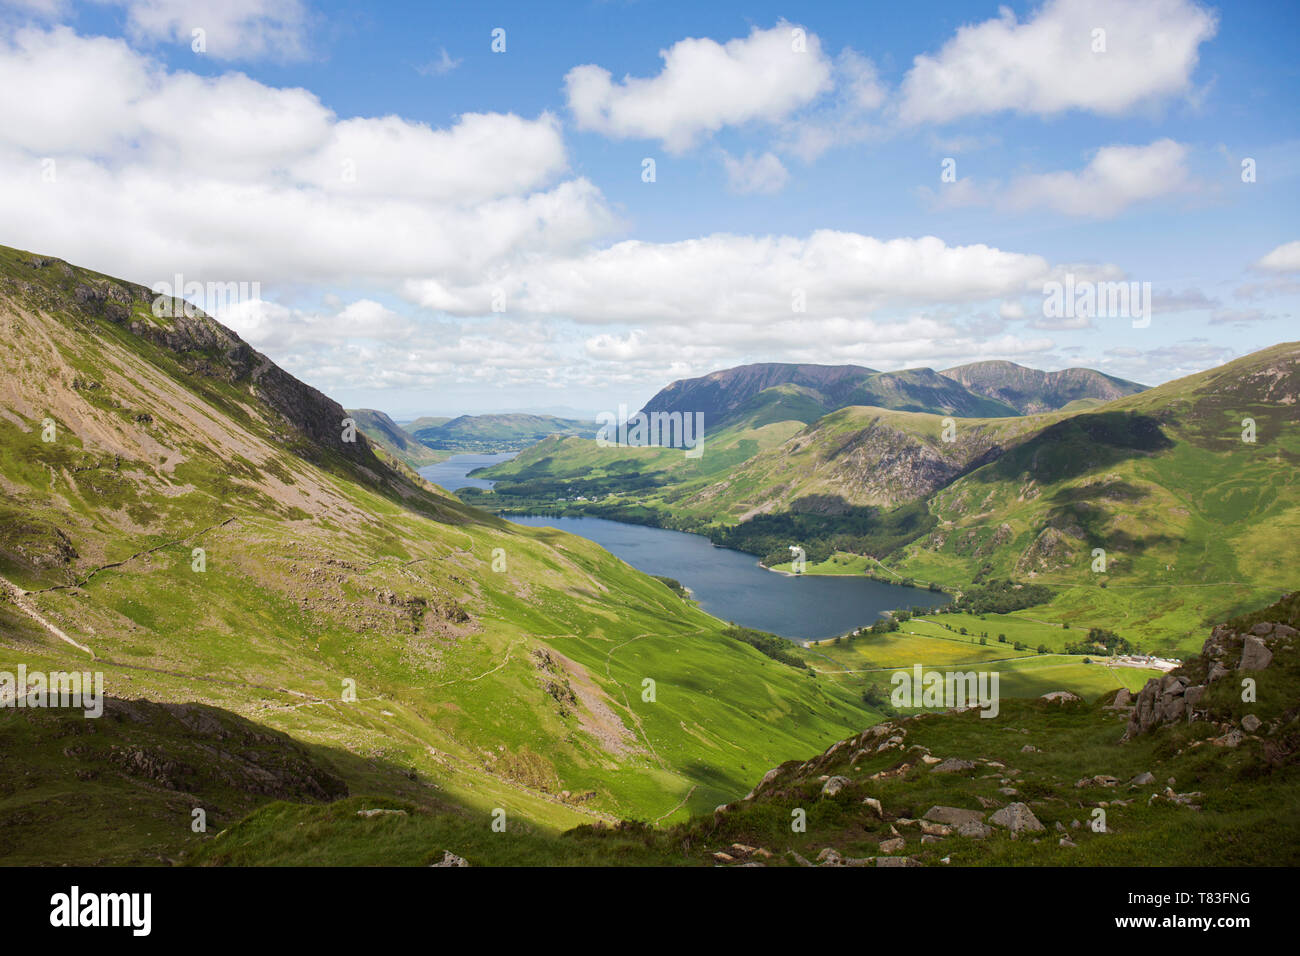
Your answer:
638;360;1147;429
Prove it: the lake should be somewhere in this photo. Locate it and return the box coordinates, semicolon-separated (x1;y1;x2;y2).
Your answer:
505;514;949;643
418;452;518;491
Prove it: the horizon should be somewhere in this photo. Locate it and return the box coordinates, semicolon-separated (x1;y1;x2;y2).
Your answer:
0;0;1295;419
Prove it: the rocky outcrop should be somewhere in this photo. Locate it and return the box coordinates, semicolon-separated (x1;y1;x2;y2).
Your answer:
1123;616;1296;740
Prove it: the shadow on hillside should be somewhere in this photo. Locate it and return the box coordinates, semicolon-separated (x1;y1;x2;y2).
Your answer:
972;411;1174;487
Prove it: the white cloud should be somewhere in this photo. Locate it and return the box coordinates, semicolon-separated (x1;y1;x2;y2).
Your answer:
416;47;461;77
0;27;612;288
564;21;833;153
898;0;1217;124
404;232;1057;325
934;140;1195;218
109;0;309;61
721;151;788;195
1254;240;1300;273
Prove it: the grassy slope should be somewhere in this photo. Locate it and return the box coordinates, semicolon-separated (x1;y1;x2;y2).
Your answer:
192;592;1300;867
890;343;1300;654
0;245;876;864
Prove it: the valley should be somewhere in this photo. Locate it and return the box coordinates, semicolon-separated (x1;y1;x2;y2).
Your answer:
0;244;1295;869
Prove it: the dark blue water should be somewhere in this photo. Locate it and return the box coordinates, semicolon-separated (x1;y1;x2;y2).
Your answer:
418;452;517;491
505;515;949;643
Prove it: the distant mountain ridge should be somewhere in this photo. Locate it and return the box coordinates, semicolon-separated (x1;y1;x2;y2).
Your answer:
940;360;1147;414
348;408;444;468
408;412;593;452
638;360;1147;428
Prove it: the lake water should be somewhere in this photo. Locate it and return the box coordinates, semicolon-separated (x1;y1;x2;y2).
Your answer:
418;452;517;491
504;515;949;643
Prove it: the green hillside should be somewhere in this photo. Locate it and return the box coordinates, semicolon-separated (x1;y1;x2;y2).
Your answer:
0;244;876;862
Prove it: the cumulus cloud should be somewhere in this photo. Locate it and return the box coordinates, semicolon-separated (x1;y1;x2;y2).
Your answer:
0;26;612;288
564;21;833;153
932;140;1195;218
1253;240;1300;273
403;232;1057;326
107;0;310;61
898;0;1217;124
720;151;788;194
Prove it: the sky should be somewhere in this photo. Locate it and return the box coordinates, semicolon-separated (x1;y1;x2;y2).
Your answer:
1;0;1297;418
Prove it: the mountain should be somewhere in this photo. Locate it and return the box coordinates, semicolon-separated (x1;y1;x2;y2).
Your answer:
348;408;445;468
639;363;875;428
940;360;1147;414
0;244;875;861
842;368;1020;418
409;412;593;451
639;360;1146;430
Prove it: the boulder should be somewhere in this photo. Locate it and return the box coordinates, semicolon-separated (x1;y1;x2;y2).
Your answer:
1240;636;1273;671
923;806;986;827
930;758;976;774
821;775;851;797
957;821;994;839
862;797;883;817
1241;714;1262;733
1130;771;1156;786
989;802;1045;834
1041;691;1082;703
878;837;906;854
430;850;468;867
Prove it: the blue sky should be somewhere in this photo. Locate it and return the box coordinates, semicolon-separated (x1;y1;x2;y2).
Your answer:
1;0;1297;417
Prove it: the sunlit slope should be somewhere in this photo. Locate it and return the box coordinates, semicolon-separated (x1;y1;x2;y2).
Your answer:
0;244;875;833
894;343;1300;651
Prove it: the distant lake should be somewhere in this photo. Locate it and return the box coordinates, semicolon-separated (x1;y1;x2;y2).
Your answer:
504;515;949;643
418;452;517;491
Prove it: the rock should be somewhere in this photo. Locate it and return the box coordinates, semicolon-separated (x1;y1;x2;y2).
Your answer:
1055;821;1065;832
713;852;736;864
1111;688;1133;708
1020;744;1040;753
1208;662;1229;682
357;808;407;819
876;856;920;867
976;795;999;809
1250;622;1274;636
730;843;756;856
430;850;468;867
923;806;986;827
919;820;952;837
878;837;906;854
1183;684;1207;714
989;802;1045;834
746;766;782;799
1130;772;1156;786
1071;819;1082;829
1213;729;1244;748
930;758;976;774
821;775;851;797
998;787;1018;796
1059;837;1077;848
1075;774;1119;788
957;821;994;839
815;846;841;864
788;850;814;867
1041;691;1082;703
921;754;942;764
862;797;883;817
1159;696;1186;722
1242;714;1262;733
1240;636;1273;671
921;834;943;845
753;847;772;859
